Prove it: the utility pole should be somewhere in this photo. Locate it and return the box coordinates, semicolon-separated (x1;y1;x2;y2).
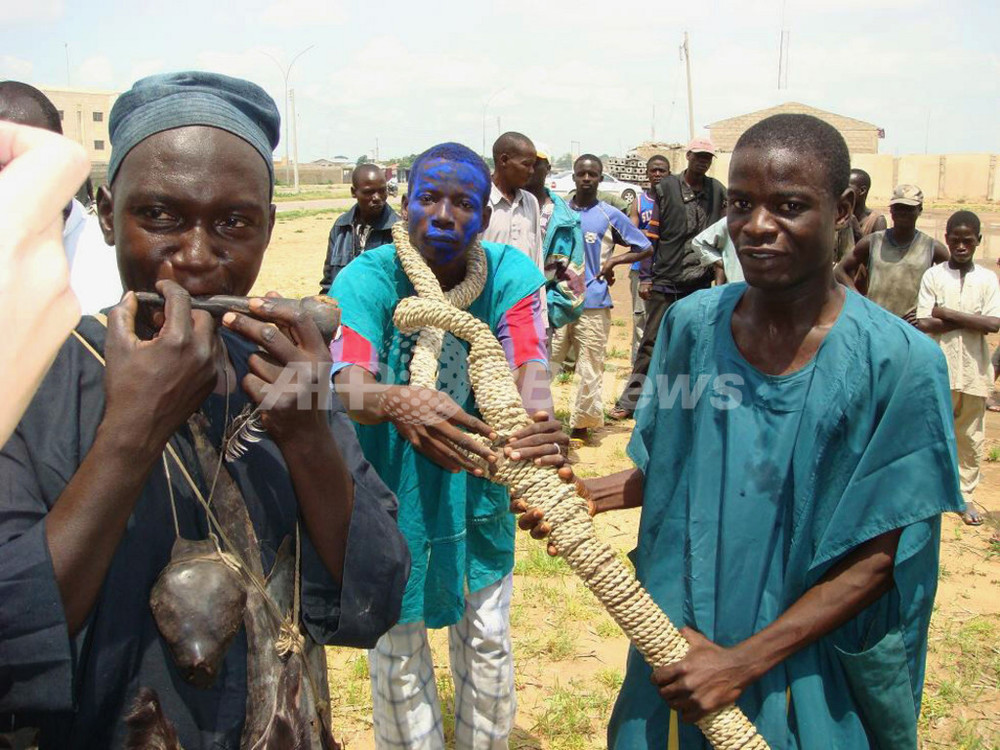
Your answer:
290;88;300;192
482;87;506;157
261;45;314;188
375;137;379;162
924;108;931;155
64;43;71;86
681;32;695;140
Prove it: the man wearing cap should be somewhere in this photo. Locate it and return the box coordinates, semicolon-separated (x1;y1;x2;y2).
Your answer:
0;71;408;748
611;138;726;420
319;163;398;294
836;184;948;320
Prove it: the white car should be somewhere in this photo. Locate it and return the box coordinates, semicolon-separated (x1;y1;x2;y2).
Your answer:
548;170;643;206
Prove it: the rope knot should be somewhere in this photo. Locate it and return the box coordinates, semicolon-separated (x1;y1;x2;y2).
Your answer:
276;618;305;660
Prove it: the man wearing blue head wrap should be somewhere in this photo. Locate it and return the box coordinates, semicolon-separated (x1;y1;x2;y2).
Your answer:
0;71;408;748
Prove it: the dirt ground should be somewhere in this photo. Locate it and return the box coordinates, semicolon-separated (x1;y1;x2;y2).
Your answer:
254;204;1000;749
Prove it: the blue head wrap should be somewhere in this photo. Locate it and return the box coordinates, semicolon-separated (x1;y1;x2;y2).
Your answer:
107;71;280;184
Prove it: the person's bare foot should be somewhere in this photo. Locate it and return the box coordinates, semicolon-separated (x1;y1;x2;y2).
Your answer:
960;501;984;526
607;407;632;421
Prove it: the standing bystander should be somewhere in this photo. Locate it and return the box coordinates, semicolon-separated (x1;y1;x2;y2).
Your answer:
524;145;585;335
850;168;887;237
483;131;543;271
627;155;669;364
835;184;948;320
550;155;651;441
611;138;726;420
319;163;398;293
916;211;1000;526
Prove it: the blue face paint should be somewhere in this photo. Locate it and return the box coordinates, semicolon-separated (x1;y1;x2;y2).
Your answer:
406;157;489;265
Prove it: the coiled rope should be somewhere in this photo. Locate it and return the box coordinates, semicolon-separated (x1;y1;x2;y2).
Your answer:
390;224;768;750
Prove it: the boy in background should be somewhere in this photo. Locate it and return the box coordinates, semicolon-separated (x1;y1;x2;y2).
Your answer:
550;155;651;441
917;210;1000;526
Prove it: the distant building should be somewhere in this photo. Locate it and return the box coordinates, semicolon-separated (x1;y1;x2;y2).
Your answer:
40;87;119;165
706;102;883;154
310;156;352;167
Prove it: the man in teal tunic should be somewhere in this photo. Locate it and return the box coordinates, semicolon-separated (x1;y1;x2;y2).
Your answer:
526;115;962;749
331;142;568;748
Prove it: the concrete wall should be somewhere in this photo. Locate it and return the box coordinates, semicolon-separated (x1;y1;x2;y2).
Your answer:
694;150;998;205
274;165;354;186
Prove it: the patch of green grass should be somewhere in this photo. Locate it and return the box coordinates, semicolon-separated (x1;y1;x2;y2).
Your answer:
515;545;570;577
533;680;605;748
949;718;993;749
350;653;369;681
521;578;560;603
273;189;340;202
545;629;576;660
557;586;601;623
273;185;352;201
606;347;629;360
987;446;1000;462
510;601;525;628
554;408;572;432
611;318;626;327
596;616;621;639
331;654;372;711
922;615;1000;743
436;672;456;744
616;549;636;575
276;208;343;221
596;667;623;692
555;371;574;384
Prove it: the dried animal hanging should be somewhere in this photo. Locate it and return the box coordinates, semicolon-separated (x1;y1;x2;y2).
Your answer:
70;322;339;749
149;537;248;689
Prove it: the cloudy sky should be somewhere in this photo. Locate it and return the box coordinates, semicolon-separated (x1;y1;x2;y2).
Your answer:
2;0;997;162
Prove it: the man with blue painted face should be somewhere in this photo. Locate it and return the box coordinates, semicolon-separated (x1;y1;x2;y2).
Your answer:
331;142;568;749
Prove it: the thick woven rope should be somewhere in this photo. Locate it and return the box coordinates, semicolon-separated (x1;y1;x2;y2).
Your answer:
391;224;768;749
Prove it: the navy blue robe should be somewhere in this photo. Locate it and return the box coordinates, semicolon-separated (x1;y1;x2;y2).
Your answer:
0;317;409;748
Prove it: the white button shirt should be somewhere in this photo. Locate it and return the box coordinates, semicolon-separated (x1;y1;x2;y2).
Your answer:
482;183;546;318
917;261;1000;397
64;199;123;313
482;184;543;271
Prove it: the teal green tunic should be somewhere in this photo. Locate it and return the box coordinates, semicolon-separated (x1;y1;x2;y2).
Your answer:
331;243;544;628
609;284;963;749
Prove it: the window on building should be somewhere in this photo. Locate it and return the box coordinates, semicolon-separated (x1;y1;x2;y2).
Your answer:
93;111;103;122
94;140;105;151
58;110;64;121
